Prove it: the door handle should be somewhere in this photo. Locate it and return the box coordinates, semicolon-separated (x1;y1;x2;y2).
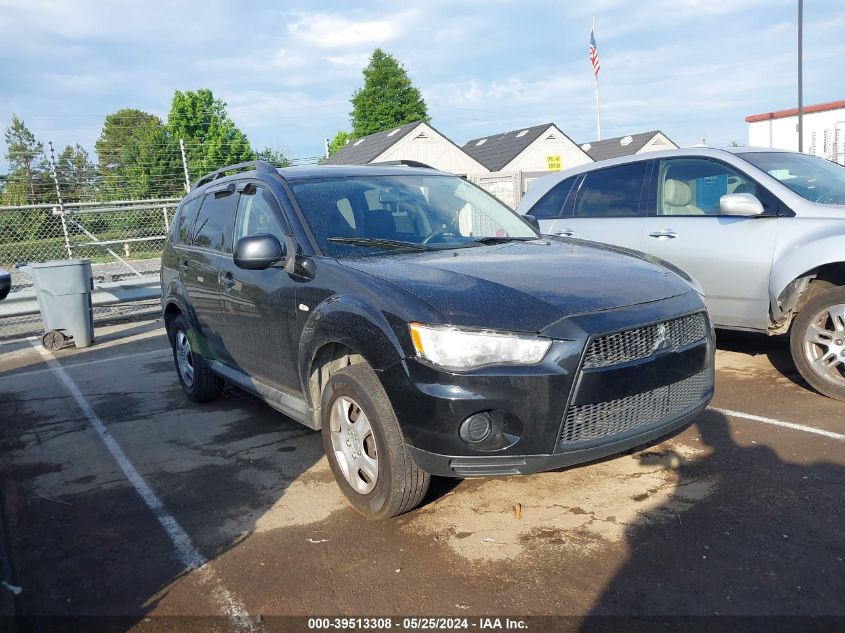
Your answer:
648;230;678;240
179;258;190;271
554;228;574;237
219;271;236;288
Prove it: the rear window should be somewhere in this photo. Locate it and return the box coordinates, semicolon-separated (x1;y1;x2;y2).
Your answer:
174;196;202;245
192;189;238;252
574;162;648;217
529;176;577;220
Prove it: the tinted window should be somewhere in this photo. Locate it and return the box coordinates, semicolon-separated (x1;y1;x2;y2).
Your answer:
658;158;758;216
192;188;237;252
234;186;287;242
175;196;202;245
530;177;576;220
574;162;648;217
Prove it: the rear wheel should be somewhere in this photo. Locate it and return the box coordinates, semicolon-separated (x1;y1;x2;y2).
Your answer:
170;314;223;402
790;285;845;401
321;362;429;519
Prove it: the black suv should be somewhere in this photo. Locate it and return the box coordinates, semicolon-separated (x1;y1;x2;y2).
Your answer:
161;160;715;518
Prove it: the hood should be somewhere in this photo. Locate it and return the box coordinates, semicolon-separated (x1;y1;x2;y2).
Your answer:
340;239;694;332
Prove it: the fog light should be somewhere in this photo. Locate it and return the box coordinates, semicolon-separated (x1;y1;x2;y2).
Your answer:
460;412;492;444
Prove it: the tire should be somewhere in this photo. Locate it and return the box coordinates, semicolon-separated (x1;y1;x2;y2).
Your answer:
790;285;845;401
170;314;223;403
320;362;430;519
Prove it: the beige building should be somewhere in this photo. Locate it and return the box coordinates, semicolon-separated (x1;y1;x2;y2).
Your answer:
324;121;487;175
462;123;592;174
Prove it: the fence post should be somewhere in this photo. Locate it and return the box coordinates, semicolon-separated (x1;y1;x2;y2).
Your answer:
48;141;73;259
162;206;170;233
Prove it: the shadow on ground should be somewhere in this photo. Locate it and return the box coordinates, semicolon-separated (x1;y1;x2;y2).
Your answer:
582;410;845;625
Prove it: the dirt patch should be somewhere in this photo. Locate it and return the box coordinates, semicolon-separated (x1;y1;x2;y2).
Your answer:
405;440;716;562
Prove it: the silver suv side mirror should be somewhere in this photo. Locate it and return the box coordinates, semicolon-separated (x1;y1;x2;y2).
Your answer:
719;193;765;216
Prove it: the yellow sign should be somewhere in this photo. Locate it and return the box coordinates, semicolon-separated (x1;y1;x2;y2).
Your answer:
547;155;562;171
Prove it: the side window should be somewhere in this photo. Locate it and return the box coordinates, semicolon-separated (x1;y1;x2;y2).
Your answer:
529;176;577;220
234;185;287;243
192;187;238;252
175;196;202;245
574;162;648;217
658;158;759;216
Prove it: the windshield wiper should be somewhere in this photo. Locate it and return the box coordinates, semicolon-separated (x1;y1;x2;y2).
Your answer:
327;236;428;252
469;236;536;245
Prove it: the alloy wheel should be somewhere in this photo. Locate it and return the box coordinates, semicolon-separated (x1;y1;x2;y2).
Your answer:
802;303;845;387
329;396;379;494
175;330;195;387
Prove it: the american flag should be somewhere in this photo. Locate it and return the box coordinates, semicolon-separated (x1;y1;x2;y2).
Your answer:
589;29;601;77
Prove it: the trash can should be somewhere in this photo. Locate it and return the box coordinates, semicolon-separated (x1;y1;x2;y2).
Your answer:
28;259;94;350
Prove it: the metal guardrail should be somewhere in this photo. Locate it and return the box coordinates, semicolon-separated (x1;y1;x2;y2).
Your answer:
0;277;161;319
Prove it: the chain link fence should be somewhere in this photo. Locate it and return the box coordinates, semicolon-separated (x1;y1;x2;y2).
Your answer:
0;197;180;338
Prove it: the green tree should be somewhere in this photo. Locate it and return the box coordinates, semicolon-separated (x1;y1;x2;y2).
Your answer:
350;49;429;137
166;89;253;179
3;115;50;204
255;147;291;167
55;144;98;202
327;131;354;157
95;109;179;200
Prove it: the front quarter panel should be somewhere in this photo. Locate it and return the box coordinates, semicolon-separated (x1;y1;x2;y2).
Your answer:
295;258;444;405
770;218;845;322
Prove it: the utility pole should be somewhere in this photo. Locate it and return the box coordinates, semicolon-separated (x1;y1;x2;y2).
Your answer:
798;0;804;153
179;138;191;192
48;141;72;259
324;138;330;159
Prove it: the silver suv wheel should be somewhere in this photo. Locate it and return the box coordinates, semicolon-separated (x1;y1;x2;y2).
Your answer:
801;303;845;387
329;396;378;494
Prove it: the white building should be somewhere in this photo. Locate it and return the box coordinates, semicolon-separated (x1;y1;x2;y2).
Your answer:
324;121;487;176
746;99;845;164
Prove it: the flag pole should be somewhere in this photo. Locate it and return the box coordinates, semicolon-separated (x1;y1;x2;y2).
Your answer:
593;15;601;141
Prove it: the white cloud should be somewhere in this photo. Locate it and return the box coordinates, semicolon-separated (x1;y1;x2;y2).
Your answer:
287;9;418;49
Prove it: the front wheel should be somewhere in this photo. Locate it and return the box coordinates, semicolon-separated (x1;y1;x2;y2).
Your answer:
790;285;845;401
321;362;430;519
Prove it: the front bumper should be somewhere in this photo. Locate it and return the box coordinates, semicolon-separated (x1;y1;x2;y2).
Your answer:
378;291;715;478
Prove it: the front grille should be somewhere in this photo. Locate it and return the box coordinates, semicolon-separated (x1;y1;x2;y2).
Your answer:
560;369;710;445
582;312;708;369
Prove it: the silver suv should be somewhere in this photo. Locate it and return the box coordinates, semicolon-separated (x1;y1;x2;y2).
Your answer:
518;148;845;401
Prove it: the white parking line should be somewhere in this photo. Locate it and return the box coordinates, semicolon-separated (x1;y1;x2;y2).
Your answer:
5;347;171;379
30;341;257;631
711;407;845;441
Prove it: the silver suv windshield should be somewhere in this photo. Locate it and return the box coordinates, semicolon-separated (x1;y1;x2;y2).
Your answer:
739;151;845;206
289;174;538;256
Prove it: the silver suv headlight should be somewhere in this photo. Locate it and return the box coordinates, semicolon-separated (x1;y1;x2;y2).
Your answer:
409;323;551;371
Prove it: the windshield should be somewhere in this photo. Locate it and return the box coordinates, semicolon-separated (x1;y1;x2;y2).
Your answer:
739;152;845;205
288;174;538;256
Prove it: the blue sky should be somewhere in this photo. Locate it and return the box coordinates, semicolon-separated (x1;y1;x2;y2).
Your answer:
1;0;843;173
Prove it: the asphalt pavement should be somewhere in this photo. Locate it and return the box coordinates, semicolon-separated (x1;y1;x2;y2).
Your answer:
0;318;842;632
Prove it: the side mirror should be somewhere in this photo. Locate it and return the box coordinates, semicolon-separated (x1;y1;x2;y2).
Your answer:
719;193;764;216
233;234;285;270
523;214;541;232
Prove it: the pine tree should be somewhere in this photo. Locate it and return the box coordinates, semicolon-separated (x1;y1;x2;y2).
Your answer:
3;115;50;204
350;49;429;137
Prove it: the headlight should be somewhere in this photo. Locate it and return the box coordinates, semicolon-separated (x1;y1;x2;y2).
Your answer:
409;323;551;371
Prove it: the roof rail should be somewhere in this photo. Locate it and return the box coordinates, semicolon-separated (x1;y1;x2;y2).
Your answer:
369;159;434;169
192;160;277;190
